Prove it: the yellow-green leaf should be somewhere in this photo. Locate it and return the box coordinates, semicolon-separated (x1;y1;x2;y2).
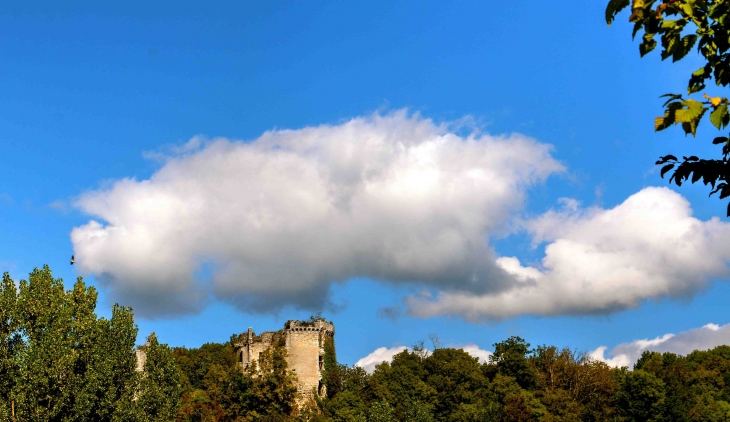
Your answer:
674;99;705;123
710;104;728;129
656;113;674;131
606;0;631;25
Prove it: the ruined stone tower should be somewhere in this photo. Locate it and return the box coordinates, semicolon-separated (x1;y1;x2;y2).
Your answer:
234;319;335;398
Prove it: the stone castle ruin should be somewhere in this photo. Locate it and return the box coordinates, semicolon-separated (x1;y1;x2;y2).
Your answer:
233;319;335;398
135;320;335;400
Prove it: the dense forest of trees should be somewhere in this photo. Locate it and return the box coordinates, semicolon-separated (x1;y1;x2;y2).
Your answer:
5;266;730;421
174;336;730;421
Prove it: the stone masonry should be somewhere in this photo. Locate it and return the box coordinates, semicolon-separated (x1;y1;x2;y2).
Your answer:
234;319;335;398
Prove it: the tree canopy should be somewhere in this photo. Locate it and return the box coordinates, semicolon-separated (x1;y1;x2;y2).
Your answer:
607;0;730;216
0;266;182;422
311;340;730;422
6;266;730;420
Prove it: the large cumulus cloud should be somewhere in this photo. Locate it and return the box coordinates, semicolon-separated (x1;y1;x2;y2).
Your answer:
71;111;563;317
407;187;730;320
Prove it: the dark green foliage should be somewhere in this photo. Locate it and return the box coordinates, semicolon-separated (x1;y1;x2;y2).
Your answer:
322;335;339;397
423;348;490;420
0;273;20;420
172;342;237;393
368;399;396;422
607;0;730;216
0;265;181;421
314;337;730;421
616;369;667;421
323;390;367;421
366;349;436;416
173;336;300;421
491;336;538;390
245;344;299;419
137;334;182;421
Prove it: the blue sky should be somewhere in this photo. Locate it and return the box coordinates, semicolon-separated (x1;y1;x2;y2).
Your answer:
2;1;730;368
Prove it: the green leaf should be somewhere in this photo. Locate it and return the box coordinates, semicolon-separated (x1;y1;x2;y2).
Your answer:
719;185;730;199
712;136;728;144
688;66;710;93
656;101;683;131
682;121;696;135
656;154;678;164
660;93;683;106
632;22;643;39
710;104;729;129
640;34;658;56
692;171;703;183
682;3;695;17
606;0;631;25
661;163;675;177
656;114;674;131
662;33;679;60
673;34;698;62
674;99;705;123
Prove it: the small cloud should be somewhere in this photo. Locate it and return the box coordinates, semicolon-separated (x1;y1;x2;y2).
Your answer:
355;343;492;373
48;200;70;213
355;346;408;373
594;183;604;205
556;197;581;213
590;322;730;368
377;305;403;321
0;261;17;273
457;343;493;363
142;136;206;162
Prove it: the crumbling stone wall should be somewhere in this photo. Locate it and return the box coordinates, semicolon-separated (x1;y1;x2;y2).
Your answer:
234;319;335;399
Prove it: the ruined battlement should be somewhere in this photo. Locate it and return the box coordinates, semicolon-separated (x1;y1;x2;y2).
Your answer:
284;319;335;335
234;319;335;400
135;320;336;405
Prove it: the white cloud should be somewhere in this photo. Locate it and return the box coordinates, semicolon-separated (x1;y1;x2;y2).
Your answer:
71;111;563;317
355;343;492;373
457;343;493;363
407;187;730;320
590;322;730;368
355;346;408;373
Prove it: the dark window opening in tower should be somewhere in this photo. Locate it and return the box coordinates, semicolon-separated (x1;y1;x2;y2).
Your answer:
319;355;324;371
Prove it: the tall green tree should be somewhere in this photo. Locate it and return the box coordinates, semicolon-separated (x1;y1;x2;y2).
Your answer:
136;333;182;422
423;348;490;421
0;273;20;421
0;266;180;422
244;343;299;420
491;336;537;390
607;0;730;216
13;265;77;420
616;368;667;421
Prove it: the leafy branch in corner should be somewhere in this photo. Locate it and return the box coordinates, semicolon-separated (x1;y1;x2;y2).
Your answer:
607;0;730;215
